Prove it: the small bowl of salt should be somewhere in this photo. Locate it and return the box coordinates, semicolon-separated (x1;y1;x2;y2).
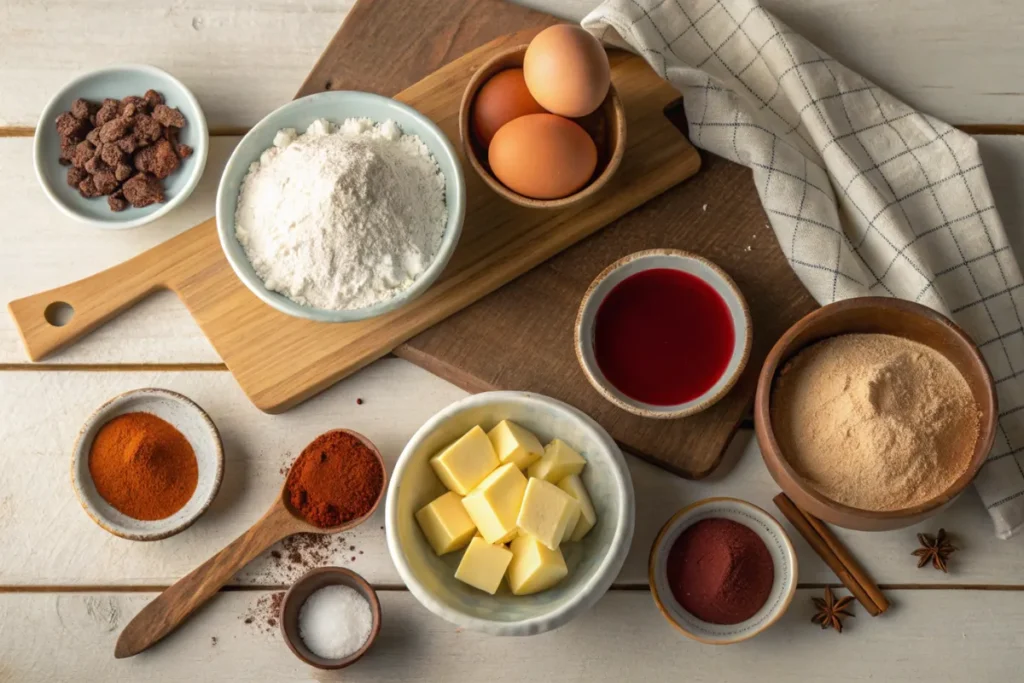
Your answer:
280;566;381;670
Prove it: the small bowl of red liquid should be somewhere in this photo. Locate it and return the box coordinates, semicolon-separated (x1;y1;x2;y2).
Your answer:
574;249;752;419
648;497;798;645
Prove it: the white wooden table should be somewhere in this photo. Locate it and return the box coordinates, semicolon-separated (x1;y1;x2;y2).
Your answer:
2;1;1023;680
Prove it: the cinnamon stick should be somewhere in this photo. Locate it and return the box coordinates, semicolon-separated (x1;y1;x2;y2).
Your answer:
772;493;888;616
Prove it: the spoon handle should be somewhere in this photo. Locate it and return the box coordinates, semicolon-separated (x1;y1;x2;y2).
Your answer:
114;501;299;658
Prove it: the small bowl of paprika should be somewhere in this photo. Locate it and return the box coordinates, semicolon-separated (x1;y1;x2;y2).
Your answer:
648;497;797;645
71;388;224;541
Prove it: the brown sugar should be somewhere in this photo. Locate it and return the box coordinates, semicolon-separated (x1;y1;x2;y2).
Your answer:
771;334;979;511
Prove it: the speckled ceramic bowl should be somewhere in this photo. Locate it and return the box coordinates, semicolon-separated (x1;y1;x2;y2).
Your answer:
34;64;209;230
649;497;797;645
216;90;466;323
575;249;752;419
386;391;635;636
71;388;224;541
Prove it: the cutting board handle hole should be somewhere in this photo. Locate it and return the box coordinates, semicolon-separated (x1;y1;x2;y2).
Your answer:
44;301;74;327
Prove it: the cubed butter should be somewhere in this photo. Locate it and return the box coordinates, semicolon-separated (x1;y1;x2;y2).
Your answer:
557;474;597;541
461;463;527;544
430;425;500;495
487;420;544;470
454;536;513;594
528;439;586;483
560;503;582;544
415;491;477;556
516;477;581;550
507;535;568;595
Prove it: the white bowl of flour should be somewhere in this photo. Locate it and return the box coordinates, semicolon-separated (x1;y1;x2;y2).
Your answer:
216;91;465;322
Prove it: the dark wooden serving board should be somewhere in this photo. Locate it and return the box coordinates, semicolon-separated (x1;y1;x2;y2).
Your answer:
303;0;817;478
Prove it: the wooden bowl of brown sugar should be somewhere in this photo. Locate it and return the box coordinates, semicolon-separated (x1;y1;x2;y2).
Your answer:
754;298;996;531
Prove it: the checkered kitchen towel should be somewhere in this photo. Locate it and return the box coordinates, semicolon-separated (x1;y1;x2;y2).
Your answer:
583;0;1024;538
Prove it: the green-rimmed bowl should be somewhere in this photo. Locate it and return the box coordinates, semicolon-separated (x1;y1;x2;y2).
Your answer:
215;91;466;323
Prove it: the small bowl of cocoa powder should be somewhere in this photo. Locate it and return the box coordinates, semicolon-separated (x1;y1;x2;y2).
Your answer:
34;64;208;230
755;297;997;531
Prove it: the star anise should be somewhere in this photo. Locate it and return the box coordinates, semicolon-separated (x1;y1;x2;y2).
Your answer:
912;528;957;572
811;587;855;633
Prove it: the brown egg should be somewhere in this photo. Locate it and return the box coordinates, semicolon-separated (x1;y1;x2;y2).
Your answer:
523;24;611;118
489;113;597;200
472;68;547;147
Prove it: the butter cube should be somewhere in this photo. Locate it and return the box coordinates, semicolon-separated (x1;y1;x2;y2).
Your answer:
507;535;568;595
487;420;544;470
558;474;597;541
461;463;527;544
560;503;582;544
516;477;581;550
415;492;477;556
454;536;513;594
528;439;586;483
430;425;500;495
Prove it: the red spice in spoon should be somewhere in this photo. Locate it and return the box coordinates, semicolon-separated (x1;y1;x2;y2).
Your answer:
666;518;774;624
283;431;384;528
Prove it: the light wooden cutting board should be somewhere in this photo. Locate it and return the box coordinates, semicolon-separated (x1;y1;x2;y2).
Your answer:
8;23;701;415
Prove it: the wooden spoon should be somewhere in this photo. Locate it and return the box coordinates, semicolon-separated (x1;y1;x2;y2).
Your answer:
114;429;386;659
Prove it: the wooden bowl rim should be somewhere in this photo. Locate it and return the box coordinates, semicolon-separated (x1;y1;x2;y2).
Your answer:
279;566;383;670
754;297;998;521
457;43;626;209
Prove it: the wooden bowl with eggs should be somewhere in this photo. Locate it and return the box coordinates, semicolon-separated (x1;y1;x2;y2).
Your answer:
458;35;626;210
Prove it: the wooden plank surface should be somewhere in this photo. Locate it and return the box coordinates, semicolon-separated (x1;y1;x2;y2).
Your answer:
0;365;1013;588
1;1;1022;129
4;135;1023;366
3;589;1023;682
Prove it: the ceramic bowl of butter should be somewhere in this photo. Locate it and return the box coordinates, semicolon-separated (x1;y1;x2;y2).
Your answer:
386;391;634;636
216;90;466;323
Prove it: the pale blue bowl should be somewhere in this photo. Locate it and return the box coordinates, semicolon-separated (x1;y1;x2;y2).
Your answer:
386;391;635;636
215;91;466;323
33;64;209;230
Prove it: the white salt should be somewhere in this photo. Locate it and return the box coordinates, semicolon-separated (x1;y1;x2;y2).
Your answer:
298;584;373;660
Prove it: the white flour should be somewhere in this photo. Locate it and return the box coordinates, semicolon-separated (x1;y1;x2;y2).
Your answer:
235;117;447;310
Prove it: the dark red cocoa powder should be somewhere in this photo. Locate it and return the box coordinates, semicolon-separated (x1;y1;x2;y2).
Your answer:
666;517;774;625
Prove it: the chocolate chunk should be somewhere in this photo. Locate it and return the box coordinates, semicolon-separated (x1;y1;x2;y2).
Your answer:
84;154;109;175
116;135;140;154
121;95;149;114
59;138;78;164
176;143;193;159
99;143;127;168
144;90;164;107
70;98;95;121
99;117;131;143
133;139;179;179
108;191;129;212
133;114;163;143
115;163;133;182
70;141;96;169
55;112;88;141
85;128;102;146
122;172;165;207
92;169;119;195
67;166;88;187
95;99;121;126
78;177;103;198
152;104;186;128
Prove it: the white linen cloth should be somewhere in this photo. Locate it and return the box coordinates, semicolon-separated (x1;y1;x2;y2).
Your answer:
583;0;1024;538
